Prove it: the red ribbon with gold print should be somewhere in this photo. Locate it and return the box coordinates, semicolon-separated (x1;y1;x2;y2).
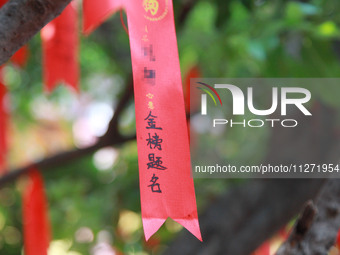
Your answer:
84;0;202;241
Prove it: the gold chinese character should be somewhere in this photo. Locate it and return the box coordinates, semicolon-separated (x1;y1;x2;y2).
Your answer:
148;101;155;110
146;93;154;99
143;0;159;16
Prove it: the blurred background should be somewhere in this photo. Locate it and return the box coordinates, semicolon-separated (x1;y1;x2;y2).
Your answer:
1;0;340;254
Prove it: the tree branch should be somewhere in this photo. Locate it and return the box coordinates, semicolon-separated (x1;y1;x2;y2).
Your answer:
0;0;71;65
277;178;340;255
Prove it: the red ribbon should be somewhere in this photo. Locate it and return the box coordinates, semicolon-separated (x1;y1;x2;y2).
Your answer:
0;66;7;172
84;0;201;241
22;169;50;255
83;0;122;35
41;3;78;92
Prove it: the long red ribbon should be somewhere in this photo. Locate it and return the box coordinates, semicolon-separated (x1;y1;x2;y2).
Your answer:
0;0;6;174
83;0;201;241
83;0;122;35
41;3;78;92
0;66;7;172
22;169;50;255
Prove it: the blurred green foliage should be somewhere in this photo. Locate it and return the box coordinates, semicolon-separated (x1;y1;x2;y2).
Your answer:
1;0;340;254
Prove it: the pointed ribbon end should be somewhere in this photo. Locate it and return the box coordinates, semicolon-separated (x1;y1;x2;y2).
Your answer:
174;218;203;242
142;218;166;241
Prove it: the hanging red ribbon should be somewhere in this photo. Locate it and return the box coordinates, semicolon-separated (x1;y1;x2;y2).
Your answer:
83;0;123;35
41;2;78;92
22;169;50;255
0;66;7;172
84;0;202;241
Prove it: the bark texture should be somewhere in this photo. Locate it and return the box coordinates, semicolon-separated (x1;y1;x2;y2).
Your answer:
0;0;71;65
277;179;340;255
